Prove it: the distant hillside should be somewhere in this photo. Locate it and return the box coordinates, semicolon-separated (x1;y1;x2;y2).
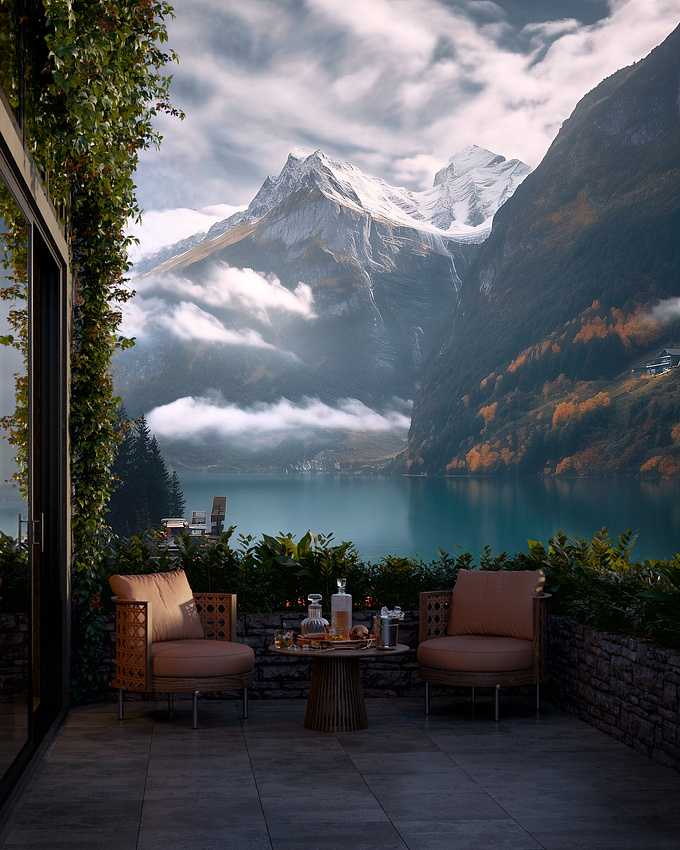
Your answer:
402;24;680;478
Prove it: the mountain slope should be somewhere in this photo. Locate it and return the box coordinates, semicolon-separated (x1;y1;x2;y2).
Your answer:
402;24;680;478
115;147;529;471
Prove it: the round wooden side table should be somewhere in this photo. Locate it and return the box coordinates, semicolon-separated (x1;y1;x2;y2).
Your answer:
269;643;410;732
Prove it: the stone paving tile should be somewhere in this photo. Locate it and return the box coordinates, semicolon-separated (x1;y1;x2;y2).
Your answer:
259;789;390;825
268;820;408;850
361;768;480;795
335;728;442;754
2;698;680;850
136;825;272;850
514;813;678;850
139;797;265;830
345;749;462;775
366;782;509;822
253;765;366;797
392;819;542;850
1;826;140;849
486;781;631;819
547;749;680;793
640;817;680;847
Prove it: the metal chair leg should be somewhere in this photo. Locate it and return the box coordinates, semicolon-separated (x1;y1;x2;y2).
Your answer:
424;681;430;715
494;684;501;722
192;690;199;729
118;688;124;721
168;692;174;716
471;686;476;706
536;682;540;712
243;686;249;719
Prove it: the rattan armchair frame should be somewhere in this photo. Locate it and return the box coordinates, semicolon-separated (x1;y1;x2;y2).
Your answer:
111;592;254;728
418;589;549;721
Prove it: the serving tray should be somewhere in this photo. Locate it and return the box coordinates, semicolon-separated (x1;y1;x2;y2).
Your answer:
295;635;375;649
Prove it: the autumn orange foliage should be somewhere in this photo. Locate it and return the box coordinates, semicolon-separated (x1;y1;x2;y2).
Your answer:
466;443;500;471
478;402;498;426
640;455;680;476
552;392;611;427
573;315;608;343
572;305;660;350
507;352;528;373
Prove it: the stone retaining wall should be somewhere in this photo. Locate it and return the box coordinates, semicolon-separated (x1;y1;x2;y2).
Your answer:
546;615;680;772
7;609;679;772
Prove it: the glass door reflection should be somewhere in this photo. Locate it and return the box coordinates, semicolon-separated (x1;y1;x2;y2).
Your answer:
0;180;30;779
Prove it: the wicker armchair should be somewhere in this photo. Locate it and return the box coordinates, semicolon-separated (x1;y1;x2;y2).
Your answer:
110;570;254;728
418;570;549;721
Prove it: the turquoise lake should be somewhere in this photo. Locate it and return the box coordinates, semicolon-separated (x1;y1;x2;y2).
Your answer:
179;474;678;562
2;474;678;562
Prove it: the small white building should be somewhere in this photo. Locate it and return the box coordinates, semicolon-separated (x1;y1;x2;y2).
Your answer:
645;349;680;375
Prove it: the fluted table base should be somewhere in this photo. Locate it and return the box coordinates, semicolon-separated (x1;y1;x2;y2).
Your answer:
268;644;409;732
304;657;367;732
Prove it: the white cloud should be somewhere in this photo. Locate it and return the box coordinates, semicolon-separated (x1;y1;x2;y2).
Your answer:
147;395;412;444
157;301;276;347
133;0;680;215
152;265;316;321
649;298;680;325
126;205;244;262
120;265;316;342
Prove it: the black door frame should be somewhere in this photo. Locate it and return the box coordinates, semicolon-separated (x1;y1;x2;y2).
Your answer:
0;88;71;822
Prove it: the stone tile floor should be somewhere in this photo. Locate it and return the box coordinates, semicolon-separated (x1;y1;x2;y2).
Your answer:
1;695;679;849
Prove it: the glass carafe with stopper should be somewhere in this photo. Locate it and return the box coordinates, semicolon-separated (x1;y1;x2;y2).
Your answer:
300;593;329;637
331;578;352;639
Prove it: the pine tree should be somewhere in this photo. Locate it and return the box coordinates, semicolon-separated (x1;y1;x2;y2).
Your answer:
107;413;185;537
168;470;185;517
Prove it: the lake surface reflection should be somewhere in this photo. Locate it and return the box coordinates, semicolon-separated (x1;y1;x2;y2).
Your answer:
3;474;676;562
178;474;680;563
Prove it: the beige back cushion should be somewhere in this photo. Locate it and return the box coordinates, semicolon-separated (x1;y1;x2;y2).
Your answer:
109;570;204;643
447;569;545;641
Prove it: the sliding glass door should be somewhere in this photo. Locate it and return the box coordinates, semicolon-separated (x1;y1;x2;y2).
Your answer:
0;97;71;817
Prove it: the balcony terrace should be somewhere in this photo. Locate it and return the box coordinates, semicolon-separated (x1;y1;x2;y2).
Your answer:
1;695;679;850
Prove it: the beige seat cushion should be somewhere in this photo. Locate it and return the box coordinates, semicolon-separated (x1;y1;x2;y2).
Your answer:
151;640;255;678
448;569;545;640
109;570;204;643
418;635;533;673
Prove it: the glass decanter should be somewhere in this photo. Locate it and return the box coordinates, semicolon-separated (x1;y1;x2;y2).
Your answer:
331;578;352;639
300;593;330;637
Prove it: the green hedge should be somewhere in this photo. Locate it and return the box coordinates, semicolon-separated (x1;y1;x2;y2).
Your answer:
3;526;679;703
99;525;680;651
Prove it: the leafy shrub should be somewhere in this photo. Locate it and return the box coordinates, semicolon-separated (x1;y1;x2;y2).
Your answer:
97;524;680;651
61;523;680;699
0;531;28;611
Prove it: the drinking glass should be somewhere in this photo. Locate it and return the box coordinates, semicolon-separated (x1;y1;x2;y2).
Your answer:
275;628;293;649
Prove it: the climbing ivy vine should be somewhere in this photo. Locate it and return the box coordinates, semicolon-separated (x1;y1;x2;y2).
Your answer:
0;0;183;700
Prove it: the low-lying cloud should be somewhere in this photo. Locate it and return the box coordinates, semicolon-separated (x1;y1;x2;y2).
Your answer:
648;297;680;325
119;264;315;347
147;395;412;446
148;265;316;321
157;302;276;348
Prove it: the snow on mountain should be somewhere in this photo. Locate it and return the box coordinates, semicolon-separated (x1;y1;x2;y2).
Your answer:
132;146;531;274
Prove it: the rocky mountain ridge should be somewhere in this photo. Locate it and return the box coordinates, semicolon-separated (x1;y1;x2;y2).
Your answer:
400;23;680;478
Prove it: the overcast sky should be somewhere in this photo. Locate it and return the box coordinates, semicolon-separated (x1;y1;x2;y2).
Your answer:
128;0;680;255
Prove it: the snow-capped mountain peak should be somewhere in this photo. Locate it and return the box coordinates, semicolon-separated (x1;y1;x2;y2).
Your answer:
133;146;531;275
210;146;530;241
